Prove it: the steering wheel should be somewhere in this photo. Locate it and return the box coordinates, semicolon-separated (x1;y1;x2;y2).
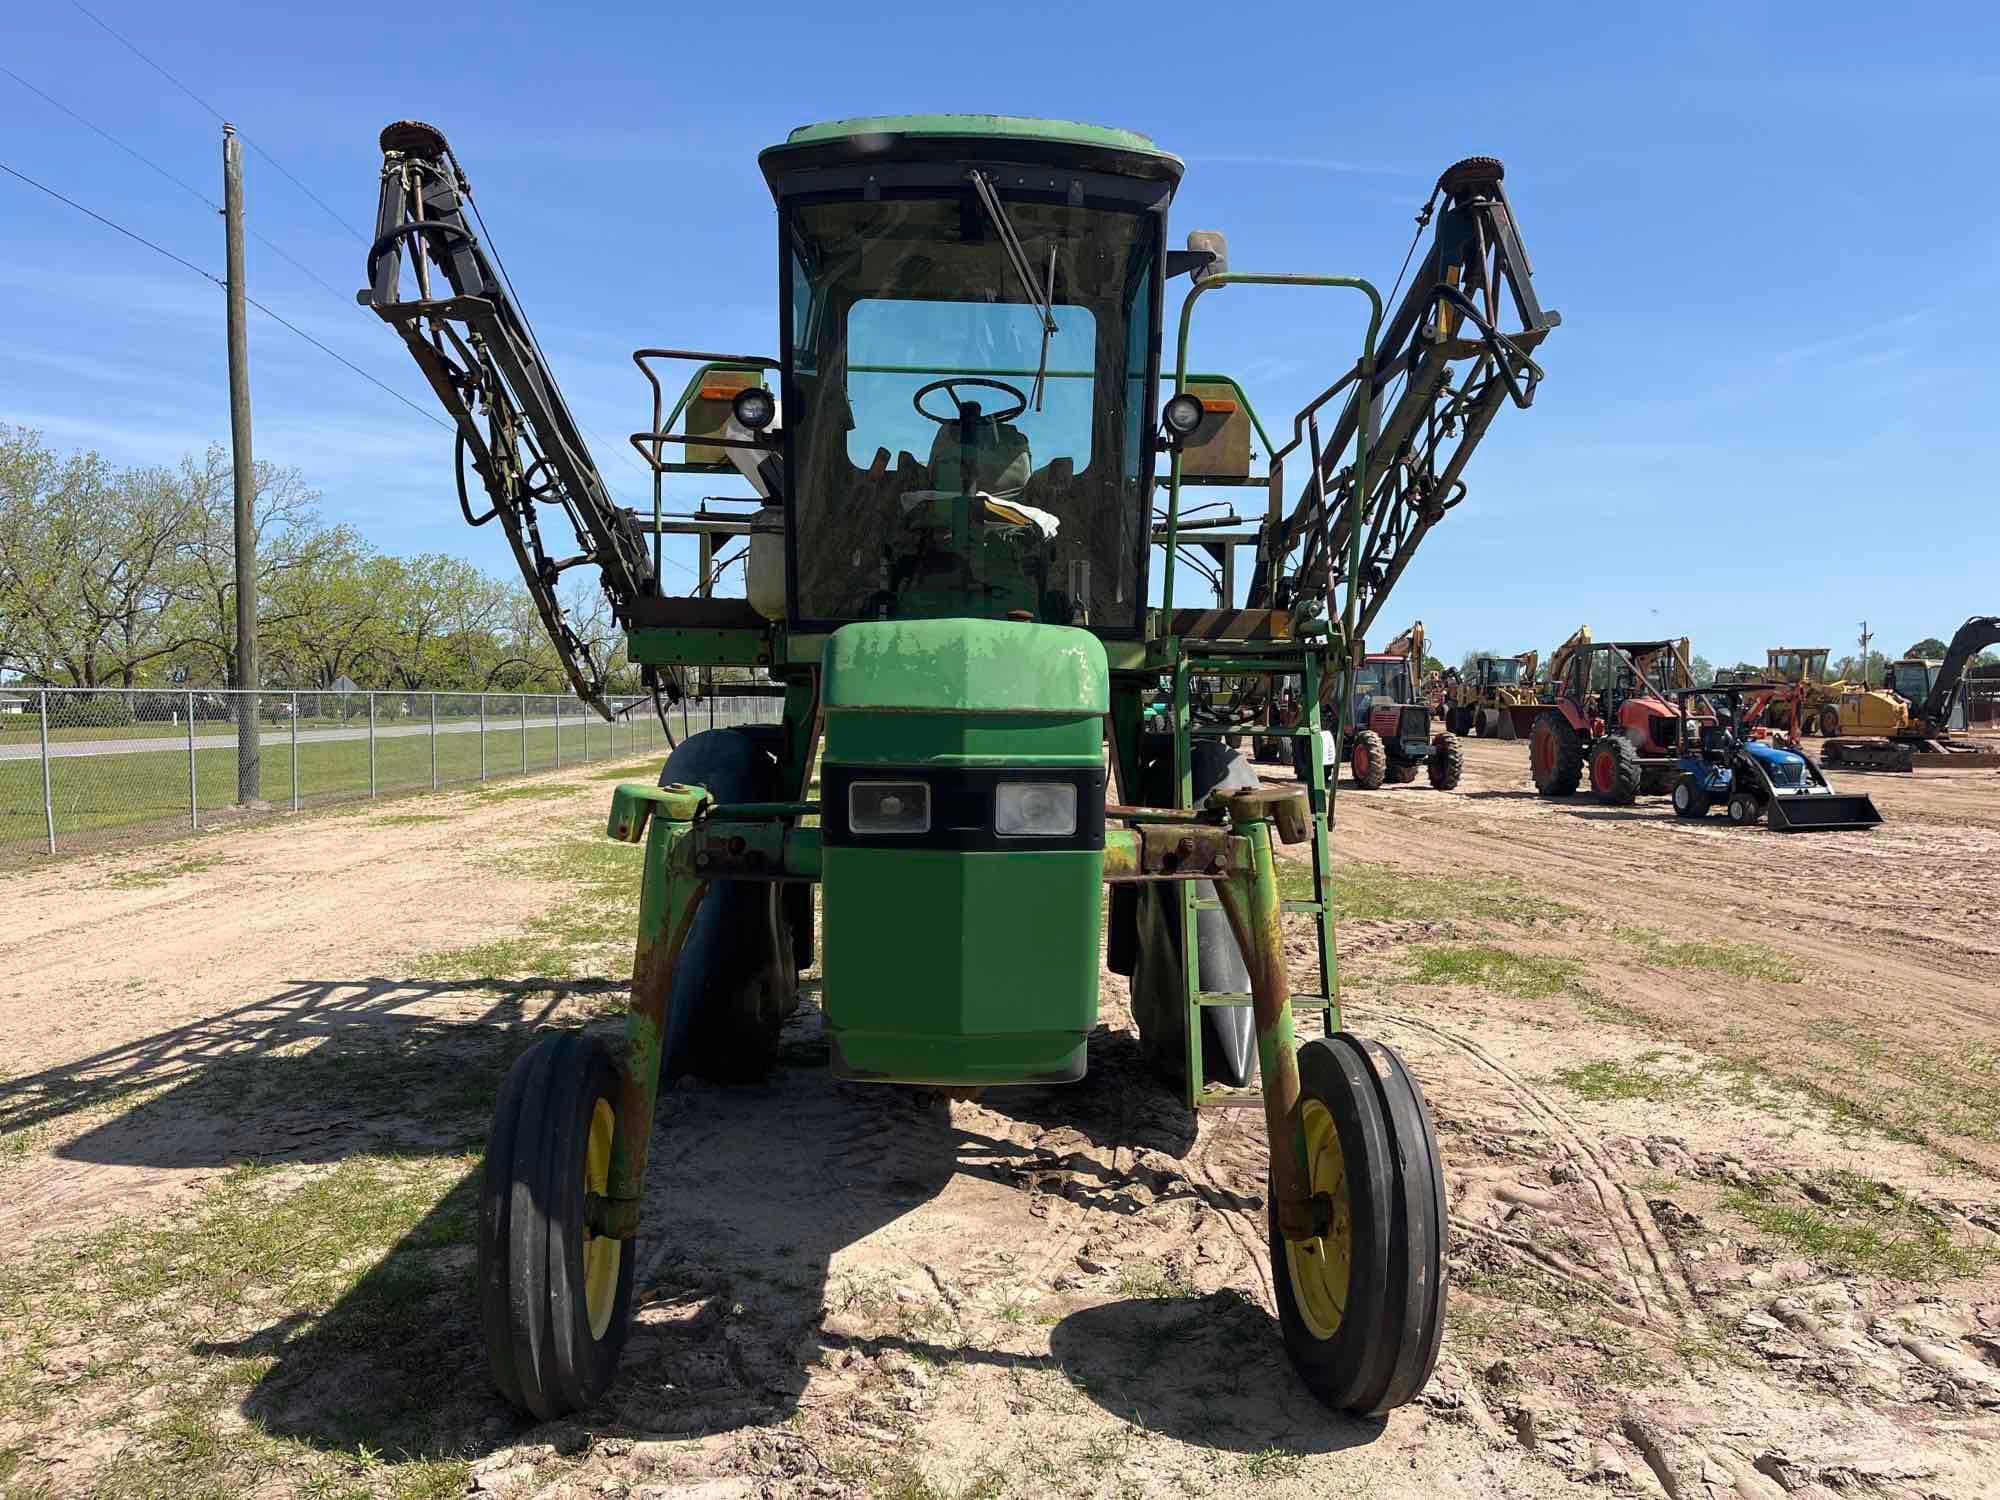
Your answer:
913;377;1028;425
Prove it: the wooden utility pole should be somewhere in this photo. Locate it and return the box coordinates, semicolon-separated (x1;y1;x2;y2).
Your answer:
224;123;260;804
1858;620;1874;686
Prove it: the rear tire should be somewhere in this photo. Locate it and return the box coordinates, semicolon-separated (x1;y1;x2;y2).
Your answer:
1271;1034;1447;1414
659;731;798;1083
1350;730;1387;790
1817;707;1840;738
480;1033;636;1419
1426;732;1464;790
1529;711;1584;797
1589;737;1643;805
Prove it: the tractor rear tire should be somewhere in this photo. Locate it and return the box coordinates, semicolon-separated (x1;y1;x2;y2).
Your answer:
1589;737;1643;805
1426;732;1464;790
1350;730;1387;790
1271;1033;1447;1415
659;730;798;1084
1817;707;1840;738
1672;778;1711;818
1529;712;1584;797
480;1032;636;1419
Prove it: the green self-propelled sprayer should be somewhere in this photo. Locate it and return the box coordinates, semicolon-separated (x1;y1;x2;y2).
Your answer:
364;115;1557;1420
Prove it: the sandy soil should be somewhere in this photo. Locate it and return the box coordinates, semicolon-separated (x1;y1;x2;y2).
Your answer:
0;744;1997;1498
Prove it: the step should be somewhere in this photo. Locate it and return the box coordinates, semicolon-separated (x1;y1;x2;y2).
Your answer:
1188;724;1317;738
1196;991;1334;1009
1192;897;1328;914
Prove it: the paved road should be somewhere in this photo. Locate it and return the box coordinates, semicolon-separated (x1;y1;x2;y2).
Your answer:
0;701;769;762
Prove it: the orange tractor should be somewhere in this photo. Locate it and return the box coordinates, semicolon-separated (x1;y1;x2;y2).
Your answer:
1528;638;1694;802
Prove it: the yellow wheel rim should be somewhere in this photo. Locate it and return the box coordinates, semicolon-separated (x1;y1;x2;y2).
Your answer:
1284;1097;1353;1340
581;1097;620;1340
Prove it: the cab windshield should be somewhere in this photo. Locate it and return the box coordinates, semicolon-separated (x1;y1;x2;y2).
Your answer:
783;190;1156;629
1485;659;1524;685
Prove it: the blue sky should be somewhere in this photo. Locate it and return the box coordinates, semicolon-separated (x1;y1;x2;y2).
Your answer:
4;1;1994;669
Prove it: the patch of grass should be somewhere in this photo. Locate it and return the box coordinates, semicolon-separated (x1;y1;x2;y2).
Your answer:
1114;1262;1198;1300
586;760;664;781
1619;929;1800;984
0;1148;482;1492
1548;1053;1695;1104
475;782;581;802
1283;859;1574;927
1407;944;1581;1000
1456;1267;1576;1314
412;835;642;982
1723;1170;1985;1281
372;812;451;827
1242;1446;1305;1481
97;853;225;888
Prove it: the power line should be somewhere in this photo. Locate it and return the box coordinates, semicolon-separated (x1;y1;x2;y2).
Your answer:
2;158;448;432
2;64;353;307
66;0;368;244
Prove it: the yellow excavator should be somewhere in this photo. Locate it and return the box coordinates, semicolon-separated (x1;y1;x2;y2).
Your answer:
1823;616;2000;771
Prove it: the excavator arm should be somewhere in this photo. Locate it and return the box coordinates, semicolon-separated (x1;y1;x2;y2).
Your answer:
1919;615;2000;731
362;121;657;718
1247;157;1559;646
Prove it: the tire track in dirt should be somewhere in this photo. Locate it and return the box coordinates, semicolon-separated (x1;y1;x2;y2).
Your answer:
1368;1010;1695;1330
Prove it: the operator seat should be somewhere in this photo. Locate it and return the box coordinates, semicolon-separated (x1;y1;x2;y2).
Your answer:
927;403;1032;497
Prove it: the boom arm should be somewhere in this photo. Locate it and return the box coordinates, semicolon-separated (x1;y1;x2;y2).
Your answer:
362;121;656;718
1919;615;2000;729
1249;157;1559;646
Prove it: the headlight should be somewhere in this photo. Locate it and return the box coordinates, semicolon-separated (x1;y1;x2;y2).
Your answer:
994;781;1078;837
849;780;929;834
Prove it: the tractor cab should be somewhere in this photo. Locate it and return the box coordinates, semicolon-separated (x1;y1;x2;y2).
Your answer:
763;118;1173;630
1767;647;1829;685
1478;655;1526;690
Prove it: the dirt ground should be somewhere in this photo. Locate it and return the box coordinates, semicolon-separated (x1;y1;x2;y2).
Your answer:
1;741;1998;1498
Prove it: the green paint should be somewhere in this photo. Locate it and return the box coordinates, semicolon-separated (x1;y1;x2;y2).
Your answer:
626;627;771;668
768;114;1182;174
824;710;1102;768
822;847;1102;1084
821;619;1108;716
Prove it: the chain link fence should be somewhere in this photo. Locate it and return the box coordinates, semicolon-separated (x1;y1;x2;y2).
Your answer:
0;686;780;865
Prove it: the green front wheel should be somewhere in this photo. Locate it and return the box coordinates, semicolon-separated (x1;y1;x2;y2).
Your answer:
1270;1033;1447;1415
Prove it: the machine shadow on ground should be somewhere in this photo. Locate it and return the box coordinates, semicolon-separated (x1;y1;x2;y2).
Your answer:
26;976;1341;1470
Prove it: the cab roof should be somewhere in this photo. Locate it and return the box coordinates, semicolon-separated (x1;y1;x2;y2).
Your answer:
759;113;1184;196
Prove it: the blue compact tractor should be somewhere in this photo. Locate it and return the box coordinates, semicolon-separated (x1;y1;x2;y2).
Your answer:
1670;685;1882;831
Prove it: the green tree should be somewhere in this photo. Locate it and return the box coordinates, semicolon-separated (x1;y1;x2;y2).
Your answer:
1905;636;1948;658
0;424;195;686
1688;654;1716;686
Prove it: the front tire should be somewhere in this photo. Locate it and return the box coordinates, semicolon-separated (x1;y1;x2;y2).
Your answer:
1589;737;1643;805
1727;791;1760;826
480;1033;636;1419
1671;778;1711;818
1426;732;1464;790
1529;711;1584;796
1271;1034;1447;1414
1350;730;1387;790
1817;707;1840;738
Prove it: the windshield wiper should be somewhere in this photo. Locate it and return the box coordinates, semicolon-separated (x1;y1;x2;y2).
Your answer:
968;169;1058;410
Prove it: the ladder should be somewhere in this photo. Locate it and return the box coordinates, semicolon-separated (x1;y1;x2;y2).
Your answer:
1171;639;1337;1110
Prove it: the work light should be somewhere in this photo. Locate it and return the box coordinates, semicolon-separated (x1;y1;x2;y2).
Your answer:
994;781;1078;837
848;780;929;834
1161;392;1204;439
731;387;776;431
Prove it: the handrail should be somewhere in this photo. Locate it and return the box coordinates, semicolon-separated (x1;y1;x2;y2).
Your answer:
1166;272;1383;726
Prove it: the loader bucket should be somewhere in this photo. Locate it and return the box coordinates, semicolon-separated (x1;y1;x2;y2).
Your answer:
1765;792;1882;832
